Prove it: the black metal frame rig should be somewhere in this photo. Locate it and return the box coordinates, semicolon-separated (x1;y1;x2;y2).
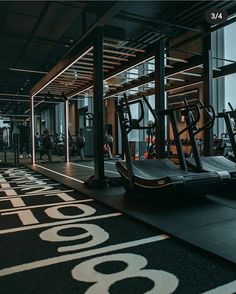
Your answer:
116;94;158;189
217;102;236;160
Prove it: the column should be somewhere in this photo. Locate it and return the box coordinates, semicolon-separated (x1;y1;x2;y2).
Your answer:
93;27;105;181
30;95;35;164
64;96;69;163
155;39;166;158
203;33;213;156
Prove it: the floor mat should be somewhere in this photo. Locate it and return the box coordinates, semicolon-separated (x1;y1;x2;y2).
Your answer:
0;167;236;294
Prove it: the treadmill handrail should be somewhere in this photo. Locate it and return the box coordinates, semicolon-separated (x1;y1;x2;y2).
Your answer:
194;101;215;134
182;100;217;171
122;93;158;130
228;102;236;128
117;99;145;135
117;95;159;135
218;108;236;159
178;104;201;136
116;93;162;189
123;93;133;128
183;100;216;135
142;95;158;127
164;104;201;136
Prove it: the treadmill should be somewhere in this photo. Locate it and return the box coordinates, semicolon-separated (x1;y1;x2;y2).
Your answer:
115;95;230;195
217;103;236;162
182;100;236;177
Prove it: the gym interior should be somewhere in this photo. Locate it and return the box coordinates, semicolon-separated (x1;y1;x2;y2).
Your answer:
1;1;236;293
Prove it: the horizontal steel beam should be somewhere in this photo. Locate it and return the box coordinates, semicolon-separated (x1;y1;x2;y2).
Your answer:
213;62;236;79
116;11;201;33
169;15;236;51
123;77;202;102
103;54;203;99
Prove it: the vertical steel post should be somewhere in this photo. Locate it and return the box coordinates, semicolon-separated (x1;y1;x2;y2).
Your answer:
203;31;213;156
4;144;6;163
64;95;69;163
93;27;105;180
30;95;35;164
15;134;19;166
155;39;166;158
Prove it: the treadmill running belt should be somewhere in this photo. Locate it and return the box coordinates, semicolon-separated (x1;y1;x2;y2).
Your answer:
116;158;230;191
187;156;236;173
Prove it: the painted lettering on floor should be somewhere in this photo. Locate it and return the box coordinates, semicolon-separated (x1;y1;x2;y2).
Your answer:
0;168;235;294
72;253;179;294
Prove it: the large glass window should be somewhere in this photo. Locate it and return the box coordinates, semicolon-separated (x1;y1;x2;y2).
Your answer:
220;21;236;110
225;73;236;109
212;21;236;135
224;22;236;63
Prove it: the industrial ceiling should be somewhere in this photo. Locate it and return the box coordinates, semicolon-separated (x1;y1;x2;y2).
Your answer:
0;1;236;116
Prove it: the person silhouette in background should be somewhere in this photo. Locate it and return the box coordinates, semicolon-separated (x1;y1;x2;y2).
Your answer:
18;120;31;158
35;132;41;152
104;130;113;159
40;129;52;162
75;128;85;160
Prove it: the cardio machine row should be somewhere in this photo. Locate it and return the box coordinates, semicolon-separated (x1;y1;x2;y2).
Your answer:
115;94;236;197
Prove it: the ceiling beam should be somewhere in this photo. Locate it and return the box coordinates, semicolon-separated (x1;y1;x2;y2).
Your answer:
213;62;236;79
116;11;201;34
30;1;126;96
168;14;236;51
102;55;203;99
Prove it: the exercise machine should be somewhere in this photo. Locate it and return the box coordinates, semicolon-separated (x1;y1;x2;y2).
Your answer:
181;100;236;184
216;103;236;161
83;112;94;157
116;94;230;195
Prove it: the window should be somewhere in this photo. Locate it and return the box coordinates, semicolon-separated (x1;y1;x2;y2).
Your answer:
224;22;236;63
212;21;236;134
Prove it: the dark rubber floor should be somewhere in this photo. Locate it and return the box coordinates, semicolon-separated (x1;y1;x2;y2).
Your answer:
0;166;236;293
26;162;236;265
